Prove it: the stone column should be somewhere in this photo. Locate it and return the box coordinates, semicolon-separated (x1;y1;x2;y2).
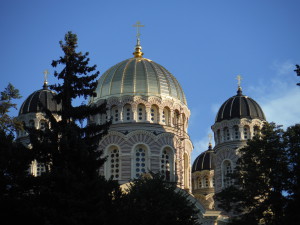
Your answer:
170;109;174;127
145;107;151;122
118;105;123;123
132;105;137;122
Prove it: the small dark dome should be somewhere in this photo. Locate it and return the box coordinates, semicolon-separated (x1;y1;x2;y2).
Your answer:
19;85;61;115
215;88;266;122
192;145;215;172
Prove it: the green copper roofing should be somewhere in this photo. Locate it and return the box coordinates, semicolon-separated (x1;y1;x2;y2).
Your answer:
94;58;187;105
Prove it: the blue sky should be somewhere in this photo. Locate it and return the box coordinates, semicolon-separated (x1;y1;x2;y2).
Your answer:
1;0;300;161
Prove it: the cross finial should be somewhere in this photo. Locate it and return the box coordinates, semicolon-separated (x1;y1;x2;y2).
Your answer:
132;21;145;58
133;21;144;40
208;133;213;149
208;133;213;143
44;69;49;82
236;75;242;87
43;69;49;89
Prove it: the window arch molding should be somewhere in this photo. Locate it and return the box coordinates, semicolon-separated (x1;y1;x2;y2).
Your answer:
243;125;251;140
137;103;146;122
111;105;119;123
104;144;122;180
221;159;234;188
150;104;159;123
159;145;175;181
162;107;171;126
123;103;133;122
131;143;151;179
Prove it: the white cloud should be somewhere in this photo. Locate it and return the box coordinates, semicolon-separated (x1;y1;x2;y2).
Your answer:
250;60;300;128
260;87;300;127
271;60;295;76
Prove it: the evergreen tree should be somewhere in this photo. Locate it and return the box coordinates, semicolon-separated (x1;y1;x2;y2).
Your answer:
0;83;22;134
215;122;289;225
283;124;300;225
28;31;117;225
119;173;200;225
0;84;37;225
295;64;300;86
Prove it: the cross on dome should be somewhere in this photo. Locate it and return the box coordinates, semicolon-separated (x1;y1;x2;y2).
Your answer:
43;69;49;89
132;21;145;58
236;75;243;95
208;133;213;149
133;21;144;40
236;75;242;88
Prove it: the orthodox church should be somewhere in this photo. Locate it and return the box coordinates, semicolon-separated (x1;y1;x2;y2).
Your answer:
16;26;266;224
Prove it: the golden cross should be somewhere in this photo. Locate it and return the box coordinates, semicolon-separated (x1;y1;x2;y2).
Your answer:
208;133;213;143
133;21;144;39
43;69;49;83
236;75;242;87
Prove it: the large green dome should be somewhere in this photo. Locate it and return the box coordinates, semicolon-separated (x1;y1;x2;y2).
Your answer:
93;57;187;105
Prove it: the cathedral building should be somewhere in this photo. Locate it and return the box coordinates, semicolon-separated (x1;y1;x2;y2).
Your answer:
191;85;266;222
16;31;266;225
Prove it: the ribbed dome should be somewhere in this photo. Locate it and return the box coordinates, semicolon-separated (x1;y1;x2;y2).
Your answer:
19;85;61;115
192;145;215;172
93;57;187;105
215;88;266;123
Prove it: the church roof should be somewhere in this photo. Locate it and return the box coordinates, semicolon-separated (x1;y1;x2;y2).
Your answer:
215;87;266;122
19;84;61;115
92;39;187;105
192;145;215;172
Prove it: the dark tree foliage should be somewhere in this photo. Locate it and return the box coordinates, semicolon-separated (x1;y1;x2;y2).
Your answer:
0;84;37;225
283;124;300;225
0;83;22;134
118;173;200;225
0;84;32;196
215;122;289;225
26;31;117;225
295;64;300;86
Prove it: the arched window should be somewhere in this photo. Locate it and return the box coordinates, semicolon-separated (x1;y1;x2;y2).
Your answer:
137;104;146;122
111;106;119;123
150;105;159;123
223;127;230;141
244;126;250;140
31;160;46;177
162;107;170;126
198;178;202;188
107;146;120;180
254;126;260;136
222;160;233;188
161;147;174;181
233;125;239;140
36;162;46;176
123;104;132;122
204;176;210;188
134;145;148;178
